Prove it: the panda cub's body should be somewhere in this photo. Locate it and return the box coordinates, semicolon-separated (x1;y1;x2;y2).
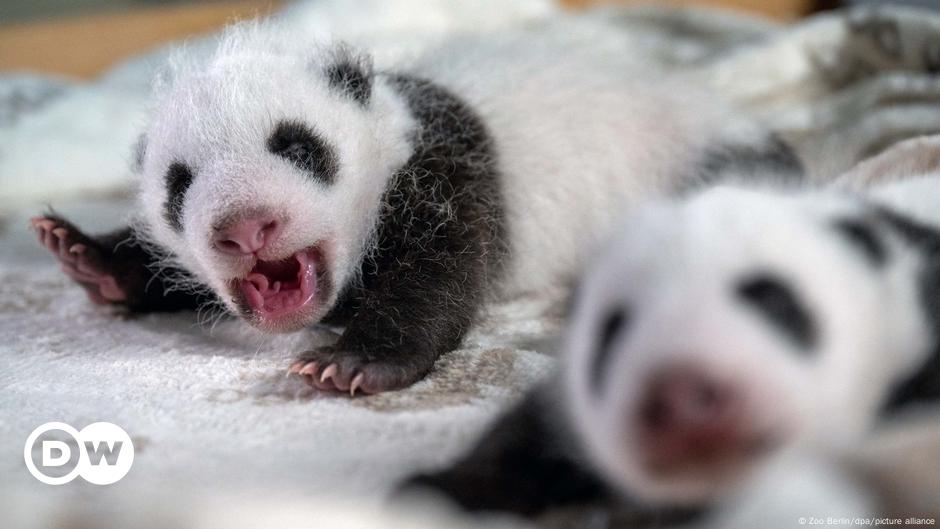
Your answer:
31;23;797;394
407;160;940;518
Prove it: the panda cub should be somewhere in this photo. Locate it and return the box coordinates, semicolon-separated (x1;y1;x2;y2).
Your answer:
29;23;798;395
405;174;940;518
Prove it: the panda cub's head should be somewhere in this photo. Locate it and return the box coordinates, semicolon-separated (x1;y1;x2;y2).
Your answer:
563;185;930;505
135;26;415;331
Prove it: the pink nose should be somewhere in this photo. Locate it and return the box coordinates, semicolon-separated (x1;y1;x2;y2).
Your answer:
213;216;281;256
638;365;744;467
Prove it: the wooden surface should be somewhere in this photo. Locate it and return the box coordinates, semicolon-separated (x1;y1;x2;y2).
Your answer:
0;0;812;80
0;1;281;78
565;0;814;20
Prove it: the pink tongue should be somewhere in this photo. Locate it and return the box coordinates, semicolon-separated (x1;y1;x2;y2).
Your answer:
239;252;317;318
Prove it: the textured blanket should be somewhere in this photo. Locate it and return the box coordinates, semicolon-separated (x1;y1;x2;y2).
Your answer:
3;2;940;527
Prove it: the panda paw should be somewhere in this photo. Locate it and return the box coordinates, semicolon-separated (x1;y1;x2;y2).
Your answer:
288;347;429;396
30;216;127;304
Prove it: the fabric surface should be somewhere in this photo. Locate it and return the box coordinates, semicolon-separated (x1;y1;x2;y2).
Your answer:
3;1;940;527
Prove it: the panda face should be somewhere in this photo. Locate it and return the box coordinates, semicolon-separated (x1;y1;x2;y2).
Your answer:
563;186;929;505
135;35;415;332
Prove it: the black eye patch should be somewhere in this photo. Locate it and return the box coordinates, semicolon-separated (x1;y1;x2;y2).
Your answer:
591;307;631;393
736;273;817;352
267;121;338;184
833;217;888;267
164;161;194;232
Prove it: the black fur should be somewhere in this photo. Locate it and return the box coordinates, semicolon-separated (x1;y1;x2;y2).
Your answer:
164;161;194;232
875;208;940;412
832;217;888;267
305;73;506;392
325;46;373;105
43;215;208;313
736;273;818;351
401;385;707;525
266;120;338;184
592;308;630;392
403;387;610;515
695;134;803;188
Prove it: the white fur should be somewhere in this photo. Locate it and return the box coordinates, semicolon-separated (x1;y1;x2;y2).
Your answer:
562;184;932;504
408;32;766;302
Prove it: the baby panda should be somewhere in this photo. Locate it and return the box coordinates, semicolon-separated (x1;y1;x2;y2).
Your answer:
404;175;940;520
29;23;799;395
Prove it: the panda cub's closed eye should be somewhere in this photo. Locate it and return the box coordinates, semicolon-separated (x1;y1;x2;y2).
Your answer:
591;308;631;392
164;161;194;232
267;120;338;184
736;274;818;352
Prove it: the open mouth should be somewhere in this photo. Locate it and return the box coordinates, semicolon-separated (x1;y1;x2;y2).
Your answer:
237;247;320;322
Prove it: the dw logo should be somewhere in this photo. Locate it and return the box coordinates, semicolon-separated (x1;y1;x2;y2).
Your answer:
24;422;134;485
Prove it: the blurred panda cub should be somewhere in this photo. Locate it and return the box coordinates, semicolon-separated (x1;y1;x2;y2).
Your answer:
406;152;940;518
29;21;798;395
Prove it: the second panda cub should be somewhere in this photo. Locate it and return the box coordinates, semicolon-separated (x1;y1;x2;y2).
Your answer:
30;23;796;394
406;152;940;517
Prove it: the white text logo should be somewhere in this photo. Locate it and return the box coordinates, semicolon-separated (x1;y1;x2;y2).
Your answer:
24;422;134;485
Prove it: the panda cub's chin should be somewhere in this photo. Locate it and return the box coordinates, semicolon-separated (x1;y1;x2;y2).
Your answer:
229;245;332;333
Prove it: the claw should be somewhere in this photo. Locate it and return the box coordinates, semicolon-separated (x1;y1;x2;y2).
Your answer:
287;360;306;373
350;372;365;396
52;227;67;239
286;360;304;377
320;363;338;383
69;243;86;255
299;362;318;376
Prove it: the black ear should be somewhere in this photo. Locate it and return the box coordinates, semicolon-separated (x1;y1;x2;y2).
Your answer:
325;45;373;106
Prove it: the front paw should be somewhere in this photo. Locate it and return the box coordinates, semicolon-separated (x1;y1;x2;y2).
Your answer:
30;216;127;304
288;347;431;396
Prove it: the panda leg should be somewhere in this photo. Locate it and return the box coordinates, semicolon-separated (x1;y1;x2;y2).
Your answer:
32;216;129;303
30;214;204;313
289;169;502;394
288;261;478;395
399;385;611;515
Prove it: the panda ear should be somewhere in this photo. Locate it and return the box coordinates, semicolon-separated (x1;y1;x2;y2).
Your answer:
324;44;374;106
